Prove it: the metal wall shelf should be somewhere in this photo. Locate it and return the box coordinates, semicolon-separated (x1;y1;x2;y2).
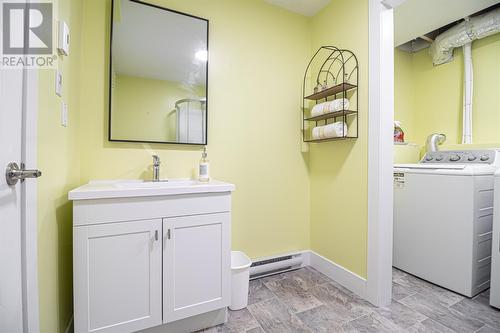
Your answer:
304;136;357;143
302;46;359;143
304;110;357;122
304;83;357;101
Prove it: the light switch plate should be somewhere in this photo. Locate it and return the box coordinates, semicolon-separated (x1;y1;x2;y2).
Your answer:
55;70;62;96
61;101;68;127
58;21;70;56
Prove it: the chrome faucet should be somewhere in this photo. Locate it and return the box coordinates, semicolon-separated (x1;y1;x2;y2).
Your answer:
152;155;161;182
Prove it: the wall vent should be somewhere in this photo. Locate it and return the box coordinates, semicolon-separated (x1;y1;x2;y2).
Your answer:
250;253;304;280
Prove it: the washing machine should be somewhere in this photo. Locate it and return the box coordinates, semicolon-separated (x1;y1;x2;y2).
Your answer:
491;169;500;308
394;149;499;297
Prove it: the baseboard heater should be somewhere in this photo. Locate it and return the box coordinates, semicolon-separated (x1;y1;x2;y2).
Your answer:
249;252;304;280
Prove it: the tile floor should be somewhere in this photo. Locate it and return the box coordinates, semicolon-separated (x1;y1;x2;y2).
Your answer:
196;267;500;333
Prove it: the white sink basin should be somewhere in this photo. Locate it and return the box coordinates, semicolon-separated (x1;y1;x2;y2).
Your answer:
69;179;235;200
114;179;199;188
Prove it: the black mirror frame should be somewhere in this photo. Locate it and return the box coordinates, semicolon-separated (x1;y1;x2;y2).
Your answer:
108;0;209;145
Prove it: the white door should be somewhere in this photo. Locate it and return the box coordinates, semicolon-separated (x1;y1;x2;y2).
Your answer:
73;219;162;333
0;56;40;333
163;213;230;323
0;60;25;333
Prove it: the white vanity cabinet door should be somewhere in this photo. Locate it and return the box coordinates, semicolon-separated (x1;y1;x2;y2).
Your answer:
163;213;230;323
73;219;162;333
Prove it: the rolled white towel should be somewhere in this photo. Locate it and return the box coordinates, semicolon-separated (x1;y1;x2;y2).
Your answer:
311;98;350;118
312;122;347;140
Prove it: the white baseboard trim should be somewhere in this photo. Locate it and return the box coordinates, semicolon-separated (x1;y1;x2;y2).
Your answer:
248;250;369;301
306;250;367;300
64;315;74;333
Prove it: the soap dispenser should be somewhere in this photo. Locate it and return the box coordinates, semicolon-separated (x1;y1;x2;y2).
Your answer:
199;146;210;182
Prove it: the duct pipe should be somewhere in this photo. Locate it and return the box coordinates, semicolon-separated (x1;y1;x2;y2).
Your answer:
462;42;473;144
430;7;500;66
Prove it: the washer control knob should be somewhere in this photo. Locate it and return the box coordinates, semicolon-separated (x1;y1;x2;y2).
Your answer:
480;155;490;161
468;155;477;161
425;155;433;161
435;156;444;161
449;155;460;162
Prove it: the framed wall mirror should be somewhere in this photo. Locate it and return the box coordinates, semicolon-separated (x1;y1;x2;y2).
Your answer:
109;0;208;145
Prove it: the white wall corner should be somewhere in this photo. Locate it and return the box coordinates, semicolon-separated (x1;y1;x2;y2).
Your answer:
307;251;367;299
301;250;311;266
367;0;394;307
252;250;368;300
64;316;74;333
380;0;407;9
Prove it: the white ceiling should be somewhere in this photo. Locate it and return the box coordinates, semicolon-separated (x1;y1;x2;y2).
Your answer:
112;0;207;85
394;0;500;46
265;0;331;16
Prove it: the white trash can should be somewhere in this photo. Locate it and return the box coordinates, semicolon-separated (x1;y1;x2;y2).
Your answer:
230;251;252;310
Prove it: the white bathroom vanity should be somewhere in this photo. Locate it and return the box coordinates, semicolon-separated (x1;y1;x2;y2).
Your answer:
69;180;235;333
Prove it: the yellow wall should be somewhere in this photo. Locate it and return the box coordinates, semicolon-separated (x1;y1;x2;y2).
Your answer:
37;1;375;331
112;74;202;142
308;0;369;278
395;33;500;147
37;0;83;332
394;49;422;163
394;49;416;143
394;144;421;163
79;0;311;259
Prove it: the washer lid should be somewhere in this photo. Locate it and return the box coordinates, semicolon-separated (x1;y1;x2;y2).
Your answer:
394;163;495;175
395;164;465;170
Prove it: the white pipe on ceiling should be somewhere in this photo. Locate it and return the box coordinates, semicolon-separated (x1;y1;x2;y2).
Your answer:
462;42;473;144
430;8;500;144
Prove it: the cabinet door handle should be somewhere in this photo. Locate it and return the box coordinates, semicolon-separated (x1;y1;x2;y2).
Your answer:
155;230;159;241
167;229;171;240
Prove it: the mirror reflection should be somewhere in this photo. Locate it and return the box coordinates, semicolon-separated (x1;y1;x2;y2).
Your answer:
109;0;208;144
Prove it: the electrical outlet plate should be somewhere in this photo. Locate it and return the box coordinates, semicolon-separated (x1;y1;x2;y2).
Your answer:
58;21;70;56
61;101;68;127
55;70;62;96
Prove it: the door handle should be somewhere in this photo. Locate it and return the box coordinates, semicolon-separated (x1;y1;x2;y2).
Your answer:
155;230;159;241
163;229;171;251
5;162;42;186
